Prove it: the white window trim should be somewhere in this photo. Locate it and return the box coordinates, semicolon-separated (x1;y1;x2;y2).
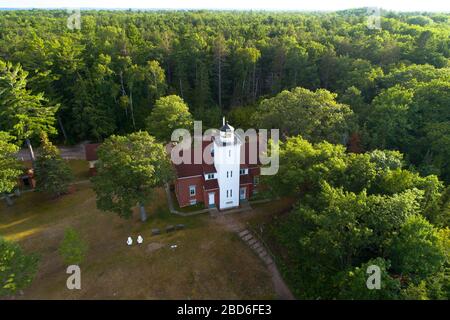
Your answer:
189;185;196;196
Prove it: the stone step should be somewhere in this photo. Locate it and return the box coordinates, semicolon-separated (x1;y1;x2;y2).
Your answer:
256;247;265;254
251;242;261;250
236;229;274;267
242;234;253;241
238;230;250;237
259;251;268;259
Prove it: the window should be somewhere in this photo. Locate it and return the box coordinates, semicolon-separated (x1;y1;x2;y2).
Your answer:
240;169;248;175
226;190;229;197
190;199;197;205
206;173;215;180
228;150;231;157
253;176;259;186
189;185;196;196
230;171;233;177
227;171;229;178
230;189;233;197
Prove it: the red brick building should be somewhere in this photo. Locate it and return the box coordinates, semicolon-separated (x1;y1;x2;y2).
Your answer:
172;121;260;210
85;143;101;176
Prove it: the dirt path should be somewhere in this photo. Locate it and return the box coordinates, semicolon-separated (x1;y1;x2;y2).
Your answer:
213;213;295;300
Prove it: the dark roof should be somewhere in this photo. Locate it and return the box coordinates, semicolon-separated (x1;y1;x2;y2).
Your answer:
85;143;101;161
202;163;216;174
204;178;219;190
240;174;253;185
219;122;233;132
170;136;261;179
171;140;214;178
175;162;204;178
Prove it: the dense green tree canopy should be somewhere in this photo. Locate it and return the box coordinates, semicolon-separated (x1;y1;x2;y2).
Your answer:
254;87;354;144
146;95;193;142
335;258;400;300
0;9;448;181
266;135;449;299
389;215;447;280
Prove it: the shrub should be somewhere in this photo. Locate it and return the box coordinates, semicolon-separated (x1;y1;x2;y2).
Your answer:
0;237;39;297
59;228;88;265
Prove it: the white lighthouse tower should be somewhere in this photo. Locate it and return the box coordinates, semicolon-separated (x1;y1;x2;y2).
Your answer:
214;117;242;210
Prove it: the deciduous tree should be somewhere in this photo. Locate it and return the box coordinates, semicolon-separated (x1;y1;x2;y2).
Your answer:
0;237;39;297
254;87;354;144
146;95;193;142
0;132;22;206
92;132;173;221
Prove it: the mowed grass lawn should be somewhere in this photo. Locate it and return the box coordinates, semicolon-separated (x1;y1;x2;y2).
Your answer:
0;183;276;299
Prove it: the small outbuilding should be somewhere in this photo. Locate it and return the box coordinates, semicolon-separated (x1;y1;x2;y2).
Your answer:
85;143;101;176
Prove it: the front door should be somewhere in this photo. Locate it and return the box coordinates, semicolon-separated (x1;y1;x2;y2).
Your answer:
239;187;246;200
208;192;215;207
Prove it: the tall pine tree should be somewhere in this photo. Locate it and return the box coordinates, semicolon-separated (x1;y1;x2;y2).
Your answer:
34;133;73;198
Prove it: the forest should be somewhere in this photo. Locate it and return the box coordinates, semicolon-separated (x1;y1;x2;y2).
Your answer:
0;9;448;182
0;9;449;299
